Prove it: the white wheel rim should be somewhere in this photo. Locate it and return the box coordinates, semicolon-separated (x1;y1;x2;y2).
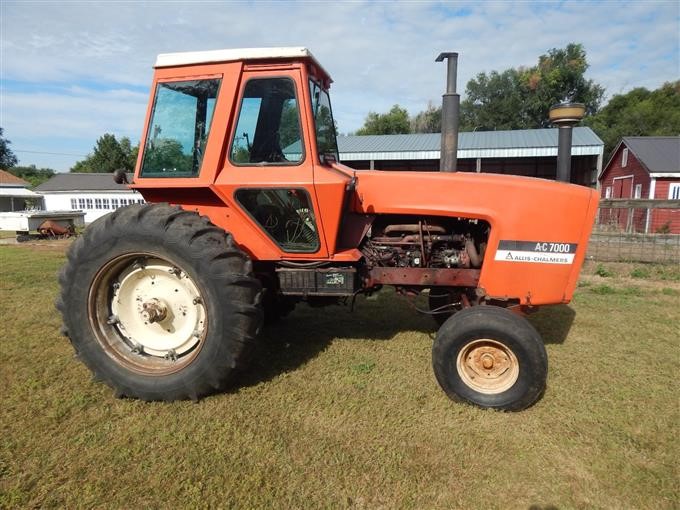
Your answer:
111;258;206;357
88;253;208;375
456;338;519;394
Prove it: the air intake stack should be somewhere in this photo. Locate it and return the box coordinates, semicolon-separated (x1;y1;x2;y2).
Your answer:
436;52;460;172
549;103;586;183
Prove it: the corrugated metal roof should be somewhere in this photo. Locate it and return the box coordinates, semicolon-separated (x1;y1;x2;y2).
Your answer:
337;127;603;160
623;136;680;174
35;173;134;192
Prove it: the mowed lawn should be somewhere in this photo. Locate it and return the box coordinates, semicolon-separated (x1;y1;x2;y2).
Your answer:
1;243;678;509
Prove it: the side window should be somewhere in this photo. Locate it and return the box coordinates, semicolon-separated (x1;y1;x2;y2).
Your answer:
309;80;339;162
141;78;221;177
230;78;303;165
235;188;319;252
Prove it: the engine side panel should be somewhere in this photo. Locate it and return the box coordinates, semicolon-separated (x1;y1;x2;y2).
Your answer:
351;169;598;305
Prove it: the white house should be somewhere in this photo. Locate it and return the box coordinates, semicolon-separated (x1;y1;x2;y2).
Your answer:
35;173;145;223
0;169;43;212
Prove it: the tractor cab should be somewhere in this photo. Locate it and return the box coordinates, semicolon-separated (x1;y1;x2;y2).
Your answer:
136;47;337;177
132;47;350;260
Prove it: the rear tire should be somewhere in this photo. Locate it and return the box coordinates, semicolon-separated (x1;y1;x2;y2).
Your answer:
57;203;262;401
432;306;547;411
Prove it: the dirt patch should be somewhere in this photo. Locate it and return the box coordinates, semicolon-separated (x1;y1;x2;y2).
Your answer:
0;238;73;252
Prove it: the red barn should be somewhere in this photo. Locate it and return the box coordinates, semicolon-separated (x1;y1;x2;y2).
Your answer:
598;136;680;233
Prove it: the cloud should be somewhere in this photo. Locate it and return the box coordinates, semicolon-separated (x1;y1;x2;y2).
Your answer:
1;0;678;170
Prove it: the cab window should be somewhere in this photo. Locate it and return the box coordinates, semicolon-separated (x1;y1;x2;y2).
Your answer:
141;79;220;177
309;80;338;163
235;188;319;252
230;78;303;165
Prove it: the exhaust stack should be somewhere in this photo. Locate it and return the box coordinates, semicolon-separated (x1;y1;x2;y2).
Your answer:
436;52;460;172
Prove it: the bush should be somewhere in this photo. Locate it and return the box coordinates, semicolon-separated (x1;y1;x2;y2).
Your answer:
595;264;614;277
630;267;651;279
591;284;616;295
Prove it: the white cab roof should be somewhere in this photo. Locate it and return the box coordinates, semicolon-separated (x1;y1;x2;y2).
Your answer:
154;46;330;78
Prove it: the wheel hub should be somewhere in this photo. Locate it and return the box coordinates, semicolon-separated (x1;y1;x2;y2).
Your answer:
456;338;519;394
141;298;168;323
481;353;494;370
110;258;206;358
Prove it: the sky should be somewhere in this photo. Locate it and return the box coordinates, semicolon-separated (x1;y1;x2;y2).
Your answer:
1;0;678;172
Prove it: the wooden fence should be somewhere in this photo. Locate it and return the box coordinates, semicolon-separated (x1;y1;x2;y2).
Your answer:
597;199;680;234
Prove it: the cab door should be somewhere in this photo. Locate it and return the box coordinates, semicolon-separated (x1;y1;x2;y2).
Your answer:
213;67;329;260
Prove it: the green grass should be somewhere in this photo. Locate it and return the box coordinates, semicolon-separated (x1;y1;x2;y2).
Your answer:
1;244;679;509
630;267;651;279
594;263;614;278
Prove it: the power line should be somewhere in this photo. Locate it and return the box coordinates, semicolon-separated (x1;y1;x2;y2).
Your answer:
14;149;88;157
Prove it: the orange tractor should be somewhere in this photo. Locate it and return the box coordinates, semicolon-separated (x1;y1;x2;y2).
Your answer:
58;48;598;410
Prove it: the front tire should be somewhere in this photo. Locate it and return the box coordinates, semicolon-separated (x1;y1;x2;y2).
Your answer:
57;203;262;401
432;306;547;411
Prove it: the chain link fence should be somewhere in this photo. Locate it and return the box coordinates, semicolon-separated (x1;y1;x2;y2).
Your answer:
589;200;680;263
587;230;680;263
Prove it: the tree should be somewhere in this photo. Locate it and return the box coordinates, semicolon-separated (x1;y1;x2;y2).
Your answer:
460;69;526;131
70;134;139;173
522;43;605;126
142;139;191;173
5;165;55;187
0;127;19;169
356;105;411;135
586;81;680;158
279;100;302;149
411;102;441;133
459;43;604;131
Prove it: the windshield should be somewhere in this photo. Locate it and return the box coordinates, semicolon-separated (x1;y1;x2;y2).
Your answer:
309;80;338;163
141;79;220;177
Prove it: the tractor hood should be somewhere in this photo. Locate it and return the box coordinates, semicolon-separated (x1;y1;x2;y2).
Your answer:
346;168;599;305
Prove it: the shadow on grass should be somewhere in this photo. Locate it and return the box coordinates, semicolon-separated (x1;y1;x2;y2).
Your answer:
237;294;577;390
528;304;576;345
238;290;436;389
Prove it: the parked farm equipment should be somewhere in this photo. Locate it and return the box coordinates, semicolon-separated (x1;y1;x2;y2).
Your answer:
0;210;83;242
58;48;598;410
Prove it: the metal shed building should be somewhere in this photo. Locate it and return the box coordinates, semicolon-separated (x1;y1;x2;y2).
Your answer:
338;126;603;187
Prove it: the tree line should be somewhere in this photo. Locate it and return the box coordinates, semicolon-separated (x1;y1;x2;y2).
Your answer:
0;131;139;186
1;42;678;186
355;43;679;158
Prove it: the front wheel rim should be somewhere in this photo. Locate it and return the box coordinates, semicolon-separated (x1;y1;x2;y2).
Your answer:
88;253;207;375
456;338;519;394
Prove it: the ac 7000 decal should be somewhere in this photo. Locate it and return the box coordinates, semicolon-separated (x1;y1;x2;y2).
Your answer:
494;240;578;265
